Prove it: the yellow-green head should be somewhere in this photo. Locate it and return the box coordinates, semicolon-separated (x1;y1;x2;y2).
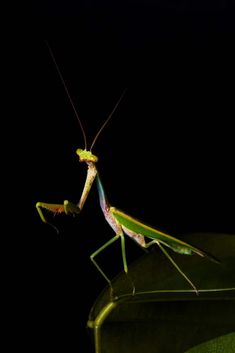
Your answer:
76;149;98;163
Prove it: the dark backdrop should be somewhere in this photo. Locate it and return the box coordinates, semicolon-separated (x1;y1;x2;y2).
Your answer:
24;1;235;352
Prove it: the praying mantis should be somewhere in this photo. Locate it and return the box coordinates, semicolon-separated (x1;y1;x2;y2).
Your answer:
36;46;219;295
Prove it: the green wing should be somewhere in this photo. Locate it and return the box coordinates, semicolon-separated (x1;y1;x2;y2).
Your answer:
111;207;218;263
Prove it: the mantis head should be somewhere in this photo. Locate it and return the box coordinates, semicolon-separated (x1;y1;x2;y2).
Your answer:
76;149;98;163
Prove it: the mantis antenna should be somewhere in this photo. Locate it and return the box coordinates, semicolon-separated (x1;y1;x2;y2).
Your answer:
90;88;127;151
46;41;88;150
46;41;126;151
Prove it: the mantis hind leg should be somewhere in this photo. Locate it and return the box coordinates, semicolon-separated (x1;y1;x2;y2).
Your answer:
144;240;198;294
157;241;199;294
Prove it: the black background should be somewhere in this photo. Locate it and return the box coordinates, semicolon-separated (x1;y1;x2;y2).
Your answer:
23;1;235;351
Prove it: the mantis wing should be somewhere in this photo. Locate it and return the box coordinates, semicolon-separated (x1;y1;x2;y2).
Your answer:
111;207;219;263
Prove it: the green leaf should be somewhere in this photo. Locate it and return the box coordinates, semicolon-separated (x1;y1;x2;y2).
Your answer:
184;332;235;353
87;233;235;353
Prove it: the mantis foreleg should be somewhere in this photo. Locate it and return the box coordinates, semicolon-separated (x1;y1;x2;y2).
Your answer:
36;164;97;231
36;200;80;232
